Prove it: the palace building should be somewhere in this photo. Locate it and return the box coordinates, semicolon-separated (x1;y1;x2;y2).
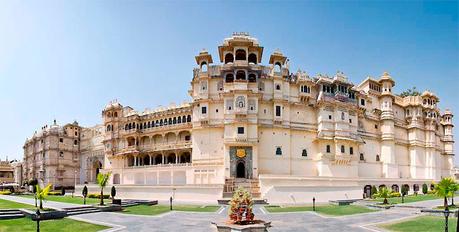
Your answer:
28;33;456;203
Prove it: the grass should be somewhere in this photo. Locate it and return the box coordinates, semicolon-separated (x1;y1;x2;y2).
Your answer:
0;198;34;209
20;195;101;205
0;218;109;232
121;204;220;216
372;194;440;204
379;215;457;232
264;204;376;216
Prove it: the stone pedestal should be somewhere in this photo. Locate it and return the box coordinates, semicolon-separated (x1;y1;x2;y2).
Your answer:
212;221;271;232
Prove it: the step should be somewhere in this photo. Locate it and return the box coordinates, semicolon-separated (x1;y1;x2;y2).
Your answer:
66;209;101;216
217;199;268;205
0;213;25;220
0;210;22;215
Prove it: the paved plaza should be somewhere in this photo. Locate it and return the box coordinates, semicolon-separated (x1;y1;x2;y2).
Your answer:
0;195;454;232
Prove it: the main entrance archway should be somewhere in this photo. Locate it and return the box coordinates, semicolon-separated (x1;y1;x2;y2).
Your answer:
236;162;246;178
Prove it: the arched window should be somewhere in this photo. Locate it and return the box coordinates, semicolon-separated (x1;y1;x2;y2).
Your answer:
275;147;282;155
376;155;380;161
128;123;132;130
173;117;176;124
201;62;208;72
236;70;246;80
326;145;331;153
168;118;172;125
114;112;118;117
235;49;246;60
178;116;182;123
113;174;120;185
106;124;111;132
302;149;307;157
224;53;234;64
275;84;281;90
248;53;257;64
182;116;186;123
236;96;245;108
187;115;192;122
125;124;128;130
160;119;163;126
341;145;345;153
360;153;365;161
248;73;256;83
341;112;345;120
147;122;151;128
274;62;282;72
225;73;234;83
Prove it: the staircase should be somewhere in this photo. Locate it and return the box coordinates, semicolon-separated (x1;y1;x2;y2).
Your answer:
0;209;24;220
220;178;267;204
63;206;101;216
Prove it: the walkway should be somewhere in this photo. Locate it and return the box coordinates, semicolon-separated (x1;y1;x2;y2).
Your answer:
1;195;456;232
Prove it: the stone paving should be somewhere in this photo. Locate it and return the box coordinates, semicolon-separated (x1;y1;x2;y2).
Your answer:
1;194;456;232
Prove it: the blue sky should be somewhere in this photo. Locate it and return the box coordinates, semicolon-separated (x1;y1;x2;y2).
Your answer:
0;1;458;163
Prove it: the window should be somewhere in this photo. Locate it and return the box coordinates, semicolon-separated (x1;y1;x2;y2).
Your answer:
328;115;332;120
341;112;345;120
275;106;281;117
376;155;380;161
225;73;234;83
326;145;331;153
185;135;191;141
74;140;78;145
275;84;281;90
275;147;282;155
302;149;308;157
341;145;345;153
235;49;246;60
224;53;234;64
236;96;245;108
360;153;365;161
350;147;354;155
349;119;352;123
360;99;365;106
201;106;207;114
375;124;378;129
59;151;64;158
75;131;78;136
237;127;244;134
59;138;63;143
248;53;257;64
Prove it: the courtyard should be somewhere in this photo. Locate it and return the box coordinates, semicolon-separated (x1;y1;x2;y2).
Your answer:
1;194;458;232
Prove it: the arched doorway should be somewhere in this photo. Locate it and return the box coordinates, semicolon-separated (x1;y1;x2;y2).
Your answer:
236;162;245;178
364;185;372;198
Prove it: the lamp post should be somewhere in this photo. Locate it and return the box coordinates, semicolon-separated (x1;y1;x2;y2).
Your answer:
313;197;316;211
170;196;173;211
444;208;450;232
35;209;41;232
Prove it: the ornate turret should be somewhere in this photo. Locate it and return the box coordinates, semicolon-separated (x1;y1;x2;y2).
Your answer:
218;32;263;65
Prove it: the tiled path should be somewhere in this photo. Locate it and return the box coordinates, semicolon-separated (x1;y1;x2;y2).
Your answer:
1;195;455;232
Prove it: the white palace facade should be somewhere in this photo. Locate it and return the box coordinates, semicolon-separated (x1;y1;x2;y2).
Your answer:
60;33;454;203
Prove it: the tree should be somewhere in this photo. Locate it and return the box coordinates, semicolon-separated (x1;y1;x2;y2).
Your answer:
82;185;88;205
450;183;458;206
401;185;409;196
111;186;116;200
97;172;111;206
36;184;52;210
422;184;428;194
399;86;421;97
434;177;457;210
371;185;378;198
375;187;392;205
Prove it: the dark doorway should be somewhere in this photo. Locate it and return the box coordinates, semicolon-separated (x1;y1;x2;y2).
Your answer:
364;185;372;198
236;162;246;178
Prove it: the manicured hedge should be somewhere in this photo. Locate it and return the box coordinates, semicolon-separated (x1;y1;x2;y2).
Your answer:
88;193;110;199
0;190;11;195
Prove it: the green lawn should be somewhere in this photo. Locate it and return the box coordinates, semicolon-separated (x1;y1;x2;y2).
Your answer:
372;194;440;204
379;216;457;232
0;218;109;232
264;204;376;216
121;204;220;216
0;198;33;209
20;195;100;205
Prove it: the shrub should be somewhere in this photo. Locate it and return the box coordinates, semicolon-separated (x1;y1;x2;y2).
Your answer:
427;190;435;195
401;185;409;196
88;193;109;199
422;184;428;194
390;192;401;198
48;191;62;196
371;185;378;198
0;190;12;195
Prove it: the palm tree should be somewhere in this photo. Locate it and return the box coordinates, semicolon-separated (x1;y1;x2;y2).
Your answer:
449;183;458;206
97;172;111;206
35;184;52;210
375;187;392;205
434;177;457;210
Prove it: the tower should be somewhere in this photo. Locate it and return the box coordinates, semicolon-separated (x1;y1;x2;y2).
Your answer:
442;109;454;176
379;72;398;178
